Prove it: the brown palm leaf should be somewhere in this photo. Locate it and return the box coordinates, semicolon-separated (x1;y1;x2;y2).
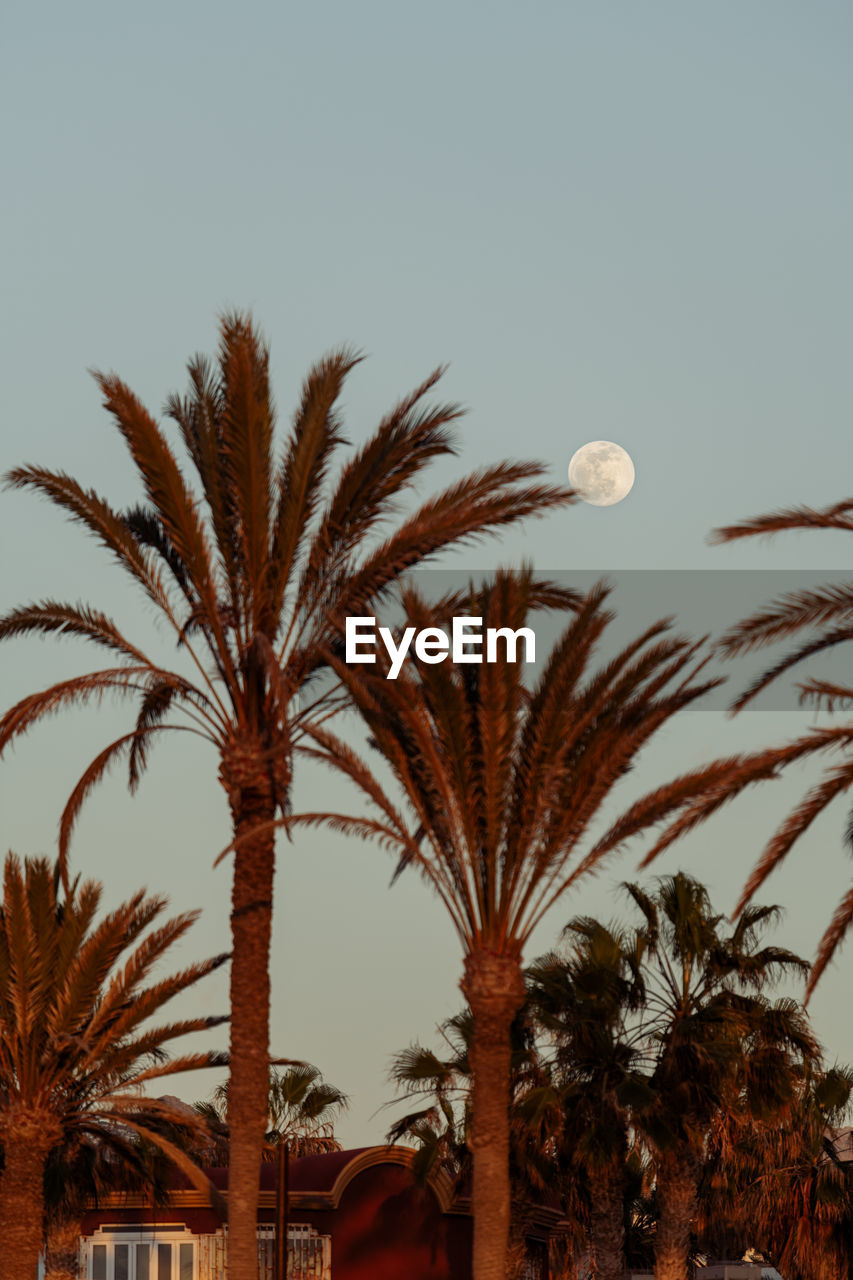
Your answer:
711;498;853;996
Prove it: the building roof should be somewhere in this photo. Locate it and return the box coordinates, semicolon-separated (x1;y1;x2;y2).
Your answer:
89;1145;562;1233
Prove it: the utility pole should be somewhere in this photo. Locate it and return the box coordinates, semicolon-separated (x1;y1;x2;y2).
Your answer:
275;1141;290;1280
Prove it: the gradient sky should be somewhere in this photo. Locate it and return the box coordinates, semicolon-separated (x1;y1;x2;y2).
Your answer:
1;1;852;1145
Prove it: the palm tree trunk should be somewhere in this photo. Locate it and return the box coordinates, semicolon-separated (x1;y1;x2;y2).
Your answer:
461;948;526;1280
45;1214;83;1280
654;1149;700;1280
588;1163;627;1280
0;1115;57;1280
223;743;280;1280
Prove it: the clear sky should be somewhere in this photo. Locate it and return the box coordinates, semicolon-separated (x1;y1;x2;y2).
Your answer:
1;1;852;1145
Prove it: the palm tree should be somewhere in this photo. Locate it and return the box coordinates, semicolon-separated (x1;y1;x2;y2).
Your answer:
624;872;817;1280
526;919;650;1280
292;570;741;1280
264;1063;347;1154
0;853;227;1280
386;1010;475;1188
709;499;853;993
195;1062;348;1163
0;314;574;1278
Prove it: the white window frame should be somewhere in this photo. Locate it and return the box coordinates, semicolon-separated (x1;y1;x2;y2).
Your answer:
82;1226;197;1280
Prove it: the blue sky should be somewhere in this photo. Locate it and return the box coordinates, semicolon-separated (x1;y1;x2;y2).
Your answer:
1;1;852;1143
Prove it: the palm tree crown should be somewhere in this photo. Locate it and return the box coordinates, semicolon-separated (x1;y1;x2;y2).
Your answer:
196;1062;349;1162
0;315;570;868
300;572;723;957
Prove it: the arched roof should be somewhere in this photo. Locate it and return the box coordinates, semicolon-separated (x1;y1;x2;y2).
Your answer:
189;1146;457;1214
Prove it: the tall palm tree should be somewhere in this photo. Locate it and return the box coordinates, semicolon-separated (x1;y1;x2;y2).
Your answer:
526;919;650;1280
0;314;573;1278
710;499;853;993
624;872;817;1280
292;570;742;1280
0;853;227;1280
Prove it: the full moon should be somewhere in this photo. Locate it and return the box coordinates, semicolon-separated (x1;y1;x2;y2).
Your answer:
568;440;635;507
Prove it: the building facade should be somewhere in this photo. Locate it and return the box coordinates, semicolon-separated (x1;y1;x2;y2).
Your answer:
78;1146;559;1280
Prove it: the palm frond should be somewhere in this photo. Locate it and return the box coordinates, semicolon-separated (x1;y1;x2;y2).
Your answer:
727;624;853;712
106;1113;228;1217
0;600;154;665
716;584;853;658
267;348;360;633
215;313;276;631
296;368;462;613
0;667;160;755
733;761;853;920
3;465;179;615
314;463;575;646
94;373;236;678
638;728;853;871
711;500;853;543
798;680;853;713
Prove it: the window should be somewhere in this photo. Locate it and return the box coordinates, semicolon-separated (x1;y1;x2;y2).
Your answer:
82;1230;196;1280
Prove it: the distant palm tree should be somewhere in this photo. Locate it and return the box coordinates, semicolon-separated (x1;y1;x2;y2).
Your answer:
0;314;573;1279
526;918;650;1280
710;499;853;993
624;872;816;1280
293;570;742;1280
0;854;227;1280
195;1062;348;1163
387;1010;476;1187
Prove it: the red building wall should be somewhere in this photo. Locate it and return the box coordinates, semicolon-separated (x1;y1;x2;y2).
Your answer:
285;1163;471;1280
